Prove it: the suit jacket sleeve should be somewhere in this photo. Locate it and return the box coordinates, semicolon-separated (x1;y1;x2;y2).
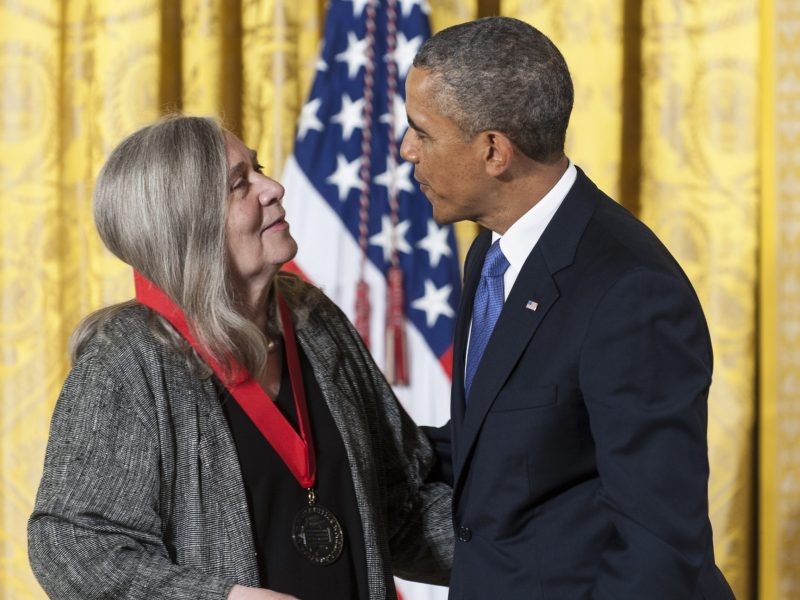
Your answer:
28;347;235;600
420;422;454;486
578;267;714;599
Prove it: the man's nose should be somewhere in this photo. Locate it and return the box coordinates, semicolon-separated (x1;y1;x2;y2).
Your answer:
399;129;418;163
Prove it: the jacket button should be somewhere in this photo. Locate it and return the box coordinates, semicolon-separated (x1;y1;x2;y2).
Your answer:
457;526;472;542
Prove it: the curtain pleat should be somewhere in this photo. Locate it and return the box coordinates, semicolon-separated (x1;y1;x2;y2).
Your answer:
639;4;759;598
503;0;625;203
242;0;321;178
759;1;800;598
0;2;62;596
181;0;225;117
1;1;159;597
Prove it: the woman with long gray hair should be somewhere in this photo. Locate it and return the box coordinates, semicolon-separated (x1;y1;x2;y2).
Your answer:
28;115;452;600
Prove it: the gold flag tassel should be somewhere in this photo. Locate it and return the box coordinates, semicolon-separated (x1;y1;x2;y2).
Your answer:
353;0;378;347
385;263;409;385
383;0;409;385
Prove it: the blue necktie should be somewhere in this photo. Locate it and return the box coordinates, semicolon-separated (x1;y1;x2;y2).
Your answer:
465;240;509;401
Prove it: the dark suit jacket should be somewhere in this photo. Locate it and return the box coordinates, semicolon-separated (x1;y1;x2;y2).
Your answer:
430;168;734;599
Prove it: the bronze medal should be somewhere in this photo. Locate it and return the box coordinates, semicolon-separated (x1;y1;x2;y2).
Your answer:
292;503;344;565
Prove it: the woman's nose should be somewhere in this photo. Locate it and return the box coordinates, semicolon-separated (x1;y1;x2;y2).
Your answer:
257;176;285;206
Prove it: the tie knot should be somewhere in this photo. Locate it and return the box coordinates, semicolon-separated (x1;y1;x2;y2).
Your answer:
482;241;509;278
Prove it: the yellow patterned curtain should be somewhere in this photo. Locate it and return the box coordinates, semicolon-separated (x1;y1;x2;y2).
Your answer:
638;3;759;596
1;2;160;597
503;0;625;202
2;1;798;599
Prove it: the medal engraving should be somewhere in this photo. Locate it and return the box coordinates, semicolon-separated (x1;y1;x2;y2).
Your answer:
292;504;344;565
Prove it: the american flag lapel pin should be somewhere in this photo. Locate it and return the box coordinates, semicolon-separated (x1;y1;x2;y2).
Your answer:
525;300;539;311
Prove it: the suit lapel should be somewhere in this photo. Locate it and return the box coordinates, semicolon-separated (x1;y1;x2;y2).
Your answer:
451;167;601;497
451;231;491;427
453;246;559;489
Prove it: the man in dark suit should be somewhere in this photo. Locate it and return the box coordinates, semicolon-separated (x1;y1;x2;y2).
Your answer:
400;17;735;600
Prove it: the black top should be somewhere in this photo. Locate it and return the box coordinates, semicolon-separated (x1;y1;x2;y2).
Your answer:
221;344;368;599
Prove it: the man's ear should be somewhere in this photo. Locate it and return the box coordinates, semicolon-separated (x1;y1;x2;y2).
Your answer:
481;131;514;177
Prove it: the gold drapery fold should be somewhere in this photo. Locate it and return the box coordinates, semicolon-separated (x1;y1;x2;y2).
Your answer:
242;0;321;179
429;1;478;35
60;0;160;311
0;3;62;596
1;1;159;596
639;4;759;597
180;0;225;117
759;1;800;598
503;0;625;202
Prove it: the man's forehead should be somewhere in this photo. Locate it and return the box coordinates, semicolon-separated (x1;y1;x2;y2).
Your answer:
407;65;434;90
406;67;439;110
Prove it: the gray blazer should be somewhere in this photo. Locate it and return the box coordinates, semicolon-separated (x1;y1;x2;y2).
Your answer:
29;280;453;599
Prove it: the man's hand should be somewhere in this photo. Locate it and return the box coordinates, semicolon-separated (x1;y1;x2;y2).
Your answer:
227;584;300;600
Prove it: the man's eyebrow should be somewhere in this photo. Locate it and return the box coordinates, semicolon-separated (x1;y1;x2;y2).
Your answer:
250;149;259;164
407;116;427;135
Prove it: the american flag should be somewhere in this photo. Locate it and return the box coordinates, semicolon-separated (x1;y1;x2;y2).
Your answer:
282;1;458;597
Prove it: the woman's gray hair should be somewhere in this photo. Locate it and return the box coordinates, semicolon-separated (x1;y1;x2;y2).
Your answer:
71;115;279;379
413;16;573;163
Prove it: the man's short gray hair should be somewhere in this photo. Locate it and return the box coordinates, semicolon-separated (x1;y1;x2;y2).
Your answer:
413;16;573;163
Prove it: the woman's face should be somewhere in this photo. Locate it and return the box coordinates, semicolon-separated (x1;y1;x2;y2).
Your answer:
224;132;297;290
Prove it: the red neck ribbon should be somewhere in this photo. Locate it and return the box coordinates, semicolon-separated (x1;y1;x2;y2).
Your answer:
134;271;316;489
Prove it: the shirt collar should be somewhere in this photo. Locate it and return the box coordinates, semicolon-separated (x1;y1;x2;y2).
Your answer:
492;160;577;274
